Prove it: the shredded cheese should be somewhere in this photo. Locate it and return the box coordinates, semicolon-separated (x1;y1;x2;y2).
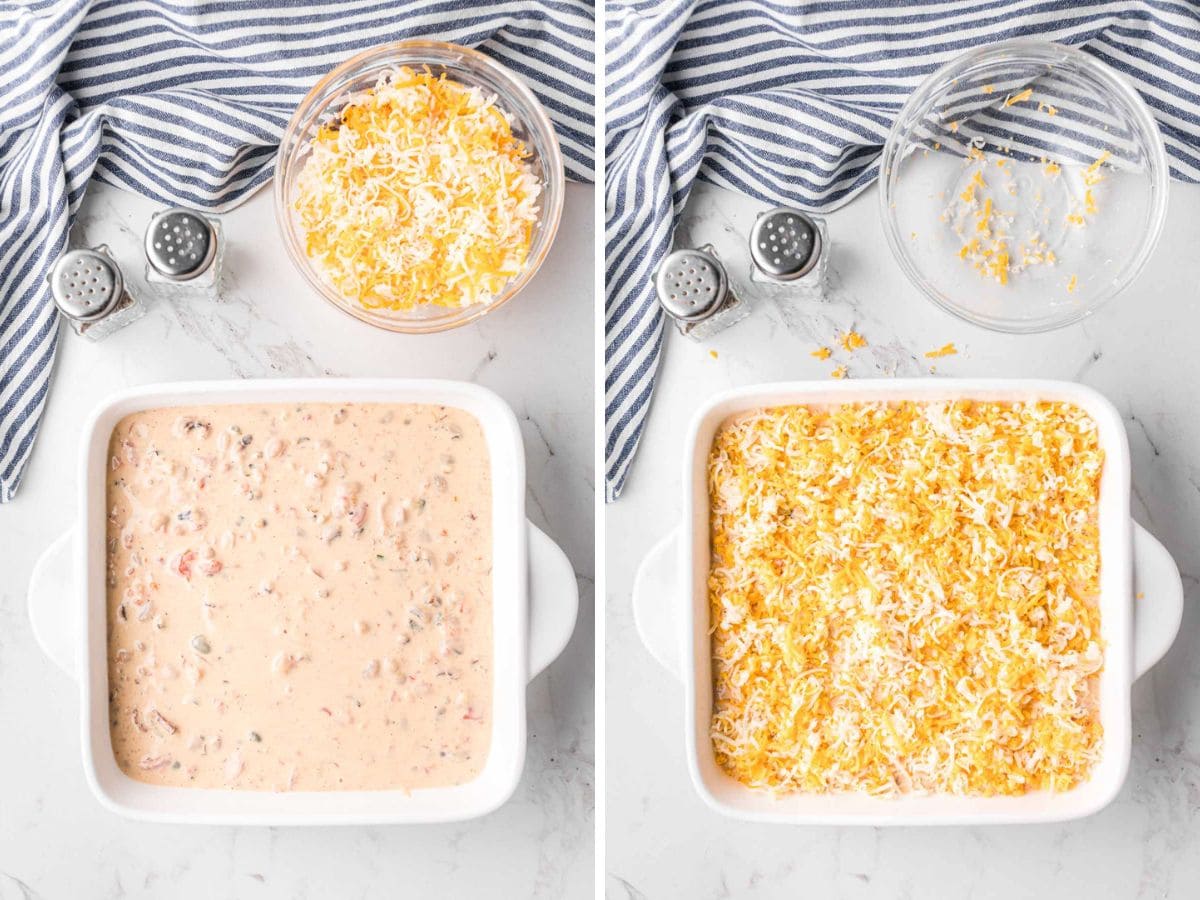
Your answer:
294;67;540;311
708;401;1104;797
960;170;986;203
811;347;832;360
948;138;1115;289
1084;151;1111;187
924;342;958;358
839;330;867;352
1004;88;1034;107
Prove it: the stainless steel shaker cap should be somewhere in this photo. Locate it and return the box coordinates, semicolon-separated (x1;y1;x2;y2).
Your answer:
750;207;821;280
145;208;217;281
655;246;728;323
48;246;123;322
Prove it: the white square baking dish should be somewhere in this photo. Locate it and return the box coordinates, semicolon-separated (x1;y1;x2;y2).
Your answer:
28;378;578;825
634;379;1182;825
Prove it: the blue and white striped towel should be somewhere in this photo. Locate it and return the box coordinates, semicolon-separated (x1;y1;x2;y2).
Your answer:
604;0;1200;502
0;0;594;503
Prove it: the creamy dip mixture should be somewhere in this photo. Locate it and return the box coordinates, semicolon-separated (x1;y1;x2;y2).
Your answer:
105;402;492;791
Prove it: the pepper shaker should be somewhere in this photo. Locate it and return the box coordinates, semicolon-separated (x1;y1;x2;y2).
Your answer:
48;245;146;341
748;206;828;298
144;207;224;298
654;244;749;340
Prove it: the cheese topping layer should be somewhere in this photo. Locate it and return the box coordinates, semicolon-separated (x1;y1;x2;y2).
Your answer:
295;66;541;311
708;401;1104;797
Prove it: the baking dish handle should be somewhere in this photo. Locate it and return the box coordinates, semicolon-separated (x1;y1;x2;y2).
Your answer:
527;520;578;681
27;529;78;679
633;529;681;679
1133;522;1184;680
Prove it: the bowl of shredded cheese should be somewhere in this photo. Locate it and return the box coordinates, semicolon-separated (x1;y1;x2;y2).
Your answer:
879;40;1168;333
275;41;564;333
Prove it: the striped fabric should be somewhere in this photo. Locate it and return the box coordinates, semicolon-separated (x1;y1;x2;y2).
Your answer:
0;0;594;503
604;0;1200;502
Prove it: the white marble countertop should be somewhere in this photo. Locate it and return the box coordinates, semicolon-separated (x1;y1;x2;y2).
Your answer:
606;179;1200;899
0;182;594;899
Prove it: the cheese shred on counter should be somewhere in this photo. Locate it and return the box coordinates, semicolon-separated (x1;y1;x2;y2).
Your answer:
708;401;1104;797
295;67;540;310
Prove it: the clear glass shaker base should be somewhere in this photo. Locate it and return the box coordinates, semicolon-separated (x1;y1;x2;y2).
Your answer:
676;291;751;340
71;290;146;341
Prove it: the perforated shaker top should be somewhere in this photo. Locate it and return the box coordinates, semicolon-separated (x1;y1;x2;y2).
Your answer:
655;247;728;323
145;208;217;280
749;207;821;280
49;247;123;322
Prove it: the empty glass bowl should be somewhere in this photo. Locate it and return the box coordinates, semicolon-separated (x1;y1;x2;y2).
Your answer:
274;40;565;334
879;40;1168;333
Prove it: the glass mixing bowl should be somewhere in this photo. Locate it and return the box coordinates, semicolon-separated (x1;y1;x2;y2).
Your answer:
879;40;1168;333
274;40;565;334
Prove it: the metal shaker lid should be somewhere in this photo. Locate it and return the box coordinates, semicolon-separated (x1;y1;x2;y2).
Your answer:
655;246;728;323
48;246;123;322
749;207;821;280
145;208;217;281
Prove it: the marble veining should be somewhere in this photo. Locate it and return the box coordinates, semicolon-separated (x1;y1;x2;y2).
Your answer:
0;182;595;899
607;179;1200;900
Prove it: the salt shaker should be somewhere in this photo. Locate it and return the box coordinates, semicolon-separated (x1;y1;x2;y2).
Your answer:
144;207;224;298
748;206;828;298
48;245;146;341
654;244;749;340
